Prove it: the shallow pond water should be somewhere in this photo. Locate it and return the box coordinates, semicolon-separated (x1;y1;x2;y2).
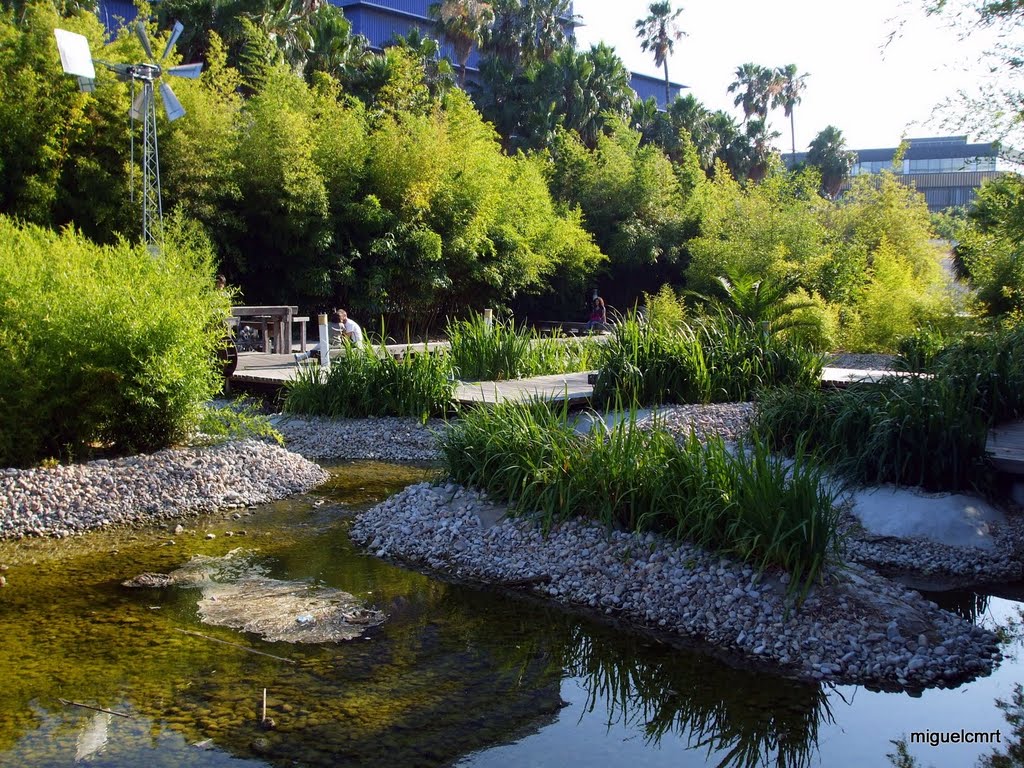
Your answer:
0;461;1022;768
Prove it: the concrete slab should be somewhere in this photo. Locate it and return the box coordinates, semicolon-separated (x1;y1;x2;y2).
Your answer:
848;486;1006;550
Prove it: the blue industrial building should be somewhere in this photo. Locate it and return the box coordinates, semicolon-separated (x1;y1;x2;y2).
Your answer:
96;0;685;107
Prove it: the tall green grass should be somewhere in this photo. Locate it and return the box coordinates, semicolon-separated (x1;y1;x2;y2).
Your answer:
438;401;840;595
593;313;824;408
283;343;455;421
756;324;1024;492
447;314;599;381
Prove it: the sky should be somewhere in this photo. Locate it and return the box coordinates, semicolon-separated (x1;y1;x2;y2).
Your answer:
573;0;1005;153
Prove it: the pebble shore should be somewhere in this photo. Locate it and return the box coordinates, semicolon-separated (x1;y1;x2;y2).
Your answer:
0;440;327;539
351;482;1002;690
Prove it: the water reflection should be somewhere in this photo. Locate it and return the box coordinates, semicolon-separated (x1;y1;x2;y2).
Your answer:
554;628;832;768
0;463;1016;768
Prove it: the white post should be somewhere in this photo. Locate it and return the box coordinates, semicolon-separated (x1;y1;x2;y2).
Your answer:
318;313;331;372
483;308;493;329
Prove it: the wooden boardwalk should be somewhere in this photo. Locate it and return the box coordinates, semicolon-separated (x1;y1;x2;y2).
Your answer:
230;353;1023;472
987;420;1024;475
232;352;906;406
454;371;594;406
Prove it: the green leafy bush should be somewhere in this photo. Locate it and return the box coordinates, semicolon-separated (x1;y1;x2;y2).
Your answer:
283;343;455;421
0;216;226;467
437;400;840;595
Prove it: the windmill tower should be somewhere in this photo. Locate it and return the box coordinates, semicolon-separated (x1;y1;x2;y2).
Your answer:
54;22;203;248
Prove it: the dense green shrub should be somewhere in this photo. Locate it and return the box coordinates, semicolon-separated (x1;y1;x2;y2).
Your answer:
282;343;455;421
438;400;840;595
447;313;599;381
0;216;226;467
593;314;824;408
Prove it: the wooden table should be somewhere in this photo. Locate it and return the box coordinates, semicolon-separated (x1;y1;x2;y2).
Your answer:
230;305;297;354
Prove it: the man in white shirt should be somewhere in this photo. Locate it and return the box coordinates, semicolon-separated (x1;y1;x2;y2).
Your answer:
332;308;363;346
295;308;364;364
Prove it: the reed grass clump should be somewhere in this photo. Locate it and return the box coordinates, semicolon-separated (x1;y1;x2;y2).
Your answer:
593;313;824;408
756;324;1024;492
283;343;455;421
438;401;840;594
447;314;599;381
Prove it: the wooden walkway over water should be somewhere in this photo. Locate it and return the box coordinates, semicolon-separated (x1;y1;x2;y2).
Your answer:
987;420;1024;475
231;352;904;406
229;352;1024;472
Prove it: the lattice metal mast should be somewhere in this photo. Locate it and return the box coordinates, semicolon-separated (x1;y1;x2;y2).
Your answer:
55;22;203;248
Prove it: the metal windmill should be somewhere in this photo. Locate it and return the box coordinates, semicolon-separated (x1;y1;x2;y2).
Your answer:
54;22;203;247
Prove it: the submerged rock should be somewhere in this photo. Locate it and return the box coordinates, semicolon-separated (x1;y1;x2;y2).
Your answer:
126;550;385;643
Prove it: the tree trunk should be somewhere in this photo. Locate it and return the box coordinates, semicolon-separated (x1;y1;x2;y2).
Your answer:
790;110;796;163
663;60;670;107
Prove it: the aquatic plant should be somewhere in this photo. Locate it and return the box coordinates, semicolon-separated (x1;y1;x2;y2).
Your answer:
446;313;599;381
593;312;824;408
438;400;840;594
283;343;455;421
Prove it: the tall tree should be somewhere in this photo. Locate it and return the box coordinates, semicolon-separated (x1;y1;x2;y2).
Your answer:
634;1;685;106
772;64;808;162
744;117;781;183
807;125;857;199
727;62;774;122
429;0;494;87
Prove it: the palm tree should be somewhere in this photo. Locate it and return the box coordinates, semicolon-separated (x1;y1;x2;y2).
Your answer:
744;117;781;182
670;94;716;169
704;270;817;336
807;125;857;199
727;62;774;122
305;4;370;80
634;1;685;106
772;64;808;163
429;0;494;87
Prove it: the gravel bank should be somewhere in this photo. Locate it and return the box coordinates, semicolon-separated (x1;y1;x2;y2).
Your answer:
352;482;1001;691
273;415;444;463
0;440;327;540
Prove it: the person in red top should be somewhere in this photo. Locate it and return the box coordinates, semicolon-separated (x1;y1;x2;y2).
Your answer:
585;296;607;332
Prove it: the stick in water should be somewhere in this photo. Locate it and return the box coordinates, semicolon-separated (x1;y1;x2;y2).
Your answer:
175;629;295;664
57;699;131;718
262;688;267;723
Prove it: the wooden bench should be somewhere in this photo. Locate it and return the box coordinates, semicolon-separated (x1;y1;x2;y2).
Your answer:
230;305;297;353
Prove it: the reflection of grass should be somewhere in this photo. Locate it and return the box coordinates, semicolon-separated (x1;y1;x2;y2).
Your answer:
559;626;832;768
919;589;991;626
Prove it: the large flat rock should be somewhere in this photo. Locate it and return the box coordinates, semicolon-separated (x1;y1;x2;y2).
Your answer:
848;486;1005;549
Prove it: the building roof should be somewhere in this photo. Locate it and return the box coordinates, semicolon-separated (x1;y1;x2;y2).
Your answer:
853;136;999;163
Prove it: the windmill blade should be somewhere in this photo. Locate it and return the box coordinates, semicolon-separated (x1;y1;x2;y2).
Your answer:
54;29;96;79
135;21;154;60
166;62;203;79
130;86;147;122
162;21;184;61
159;82;186;121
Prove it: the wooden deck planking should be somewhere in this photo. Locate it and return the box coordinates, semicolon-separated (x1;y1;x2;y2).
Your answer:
987;420;1024;475
453;371;595;406
229;351;1024;474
